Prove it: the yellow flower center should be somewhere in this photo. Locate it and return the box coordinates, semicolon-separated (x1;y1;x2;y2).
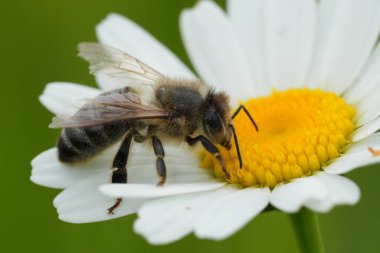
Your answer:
200;88;356;188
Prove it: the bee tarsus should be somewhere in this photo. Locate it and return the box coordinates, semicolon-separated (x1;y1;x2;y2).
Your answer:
107;198;122;215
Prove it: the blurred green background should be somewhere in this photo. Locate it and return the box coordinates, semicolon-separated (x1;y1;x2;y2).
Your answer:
0;0;379;252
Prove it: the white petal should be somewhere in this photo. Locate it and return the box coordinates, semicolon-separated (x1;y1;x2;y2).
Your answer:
39;82;101;114
351;117;380;141
345;42;380;99
194;186;270;240
227;0;269;96
355;100;380;127
119;144;214;185
344;43;380;126
134;186;233;245
31;148;108;189
180;1;254;104
307;0;380;94
31;144;209;189
343;43;380;127
270;176;328;213
344;132;380;154
129;144;204;175
99;182;225;198
324;149;380;174
264;0;316;90
228;0;316;94
96;13;194;90
54;173;146;223
353;105;380;130
305;172;360;212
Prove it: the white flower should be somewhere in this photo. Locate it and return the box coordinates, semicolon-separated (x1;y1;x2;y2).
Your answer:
31;0;380;245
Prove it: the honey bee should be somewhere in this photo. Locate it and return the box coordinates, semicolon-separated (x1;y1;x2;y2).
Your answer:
50;42;258;214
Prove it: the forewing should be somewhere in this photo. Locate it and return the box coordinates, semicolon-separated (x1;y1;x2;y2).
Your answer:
78;42;164;87
50;90;169;128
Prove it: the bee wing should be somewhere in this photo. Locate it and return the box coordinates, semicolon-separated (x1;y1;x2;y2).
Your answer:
50;89;170;128
78;42;164;87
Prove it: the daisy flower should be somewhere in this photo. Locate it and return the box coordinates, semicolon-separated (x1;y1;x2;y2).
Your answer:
31;0;380;247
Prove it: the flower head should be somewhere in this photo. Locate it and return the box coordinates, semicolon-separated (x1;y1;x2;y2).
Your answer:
32;0;380;245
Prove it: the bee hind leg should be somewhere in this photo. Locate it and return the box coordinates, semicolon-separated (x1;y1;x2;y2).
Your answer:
108;130;136;215
186;135;230;180
152;136;166;186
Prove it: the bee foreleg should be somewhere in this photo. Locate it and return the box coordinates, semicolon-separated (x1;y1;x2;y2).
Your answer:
186;136;230;179
152;136;166;186
108;130;136;214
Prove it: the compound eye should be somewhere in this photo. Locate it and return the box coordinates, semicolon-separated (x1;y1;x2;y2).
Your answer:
203;111;224;139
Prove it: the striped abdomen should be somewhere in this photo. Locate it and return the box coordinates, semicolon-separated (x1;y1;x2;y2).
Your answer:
58;123;128;163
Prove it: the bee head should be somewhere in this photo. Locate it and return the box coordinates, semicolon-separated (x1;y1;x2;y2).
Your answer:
202;91;258;169
202;91;232;149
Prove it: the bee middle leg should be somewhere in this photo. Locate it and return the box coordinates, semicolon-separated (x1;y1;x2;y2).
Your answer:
152;136;167;186
186;135;230;179
108;129;136;214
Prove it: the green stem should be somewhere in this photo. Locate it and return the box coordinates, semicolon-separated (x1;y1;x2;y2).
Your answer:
289;208;325;253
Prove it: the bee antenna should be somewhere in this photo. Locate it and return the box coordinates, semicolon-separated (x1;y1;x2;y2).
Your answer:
229;124;243;169
231;105;259;131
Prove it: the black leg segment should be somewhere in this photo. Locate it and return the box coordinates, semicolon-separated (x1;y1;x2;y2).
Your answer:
107;198;122;215
186;135;230;179
108;129;136;214
152;136;167;186
111;130;135;183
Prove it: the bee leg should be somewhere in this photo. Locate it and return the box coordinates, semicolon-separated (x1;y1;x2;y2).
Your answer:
186;136;230;179
108;130;135;215
152;136;166;186
107;198;122;215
